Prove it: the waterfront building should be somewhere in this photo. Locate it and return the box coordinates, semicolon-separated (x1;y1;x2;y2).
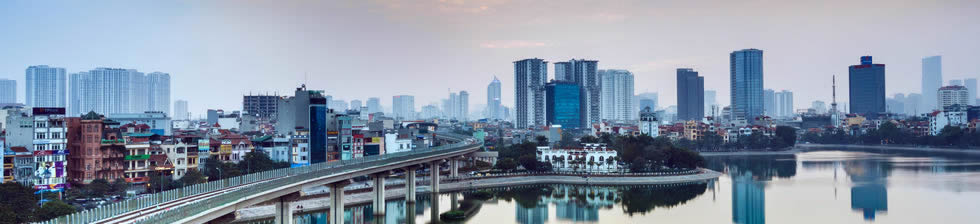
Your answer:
849;56;887;117
730;49;765;121
676;68;704;121
938;85;970;110
775;90;794;118
26;65;67;108
537;143;619;173
0;79;15;104
922;56;942;112
243;94;279;118
545;81;581;130
966;78;977;105
514;58;548;129
600;69;635;121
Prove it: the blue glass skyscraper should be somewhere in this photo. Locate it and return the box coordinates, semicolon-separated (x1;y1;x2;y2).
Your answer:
546;81;581;129
849;56;886;116
730;49;764;121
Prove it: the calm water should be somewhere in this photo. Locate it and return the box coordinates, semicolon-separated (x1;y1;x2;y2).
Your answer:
260;149;980;224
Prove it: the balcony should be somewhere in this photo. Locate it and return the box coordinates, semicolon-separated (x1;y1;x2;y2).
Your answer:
124;154;150;161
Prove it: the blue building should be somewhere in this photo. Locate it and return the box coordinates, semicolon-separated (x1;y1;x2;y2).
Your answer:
309;96;328;164
730;49;765;121
546;81;581;130
849;56;886;117
677;68;704;121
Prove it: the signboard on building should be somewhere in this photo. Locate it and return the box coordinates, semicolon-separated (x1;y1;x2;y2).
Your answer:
34;183;69;190
198;139;210;151
32;107;66;115
32;149;69;156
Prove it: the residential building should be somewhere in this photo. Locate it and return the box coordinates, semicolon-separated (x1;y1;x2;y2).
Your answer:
546;81;581;130
515;58;548;129
676;68;704;121
929;110;968;135
31;107;68;191
764;89;776;117
849;56;887;117
243;94;279;118
26;65;67;108
0;79;15;104
66;112;125;184
938;85;970;110
392;95;415;120
3;108;33;149
922;56;942;112
487;76;502;120
730;49;765;121
173;100;189;120
637;92;658;111
554;59;600;128
458;91;469;121
69;68;171;117
704;90;717;116
600;69;635;121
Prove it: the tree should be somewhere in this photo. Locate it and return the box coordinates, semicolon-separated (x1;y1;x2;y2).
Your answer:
518;155;539;171
35;200;76;221
774;126;797;148
109;178;129;196
535;135;549;146
87;179;111;197
238;152;288;174
630;157;647;172
177;169;207;187
495;158;518;171
558;131;577;148
579;135;600;143
148;171;175;193
0;182;38;223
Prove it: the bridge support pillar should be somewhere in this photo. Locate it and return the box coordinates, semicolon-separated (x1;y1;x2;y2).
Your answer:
450;159;459;177
274;197;293;224
329;180;353;224
429;192;440;224
450;192;459;211
405;166;417;203
430;161;441;193
372;172;389;216
406;200;417;224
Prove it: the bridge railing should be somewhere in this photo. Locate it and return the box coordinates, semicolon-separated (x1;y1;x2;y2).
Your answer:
39;133;478;224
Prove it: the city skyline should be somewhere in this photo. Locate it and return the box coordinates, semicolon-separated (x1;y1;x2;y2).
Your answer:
1;0;979;116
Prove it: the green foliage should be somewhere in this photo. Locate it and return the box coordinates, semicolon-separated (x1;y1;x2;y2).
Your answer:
87;179;111;196
805;121;980;149
177;169;207;187
440;210;466;221
35;200;76;221
495;158;518;171
579;135;600;143
238;152;290;174
0;182;39;223
774;126;797;148
535;135;549;146
518;155;538;171
558;131;578;148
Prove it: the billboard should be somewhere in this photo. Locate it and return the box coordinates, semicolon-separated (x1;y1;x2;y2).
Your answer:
198;139;210;151
32;107;66;115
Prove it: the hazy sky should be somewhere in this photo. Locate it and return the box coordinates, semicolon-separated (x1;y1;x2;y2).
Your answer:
1;0;979;116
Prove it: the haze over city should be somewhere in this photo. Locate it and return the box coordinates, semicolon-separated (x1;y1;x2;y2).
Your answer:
2;0;979;115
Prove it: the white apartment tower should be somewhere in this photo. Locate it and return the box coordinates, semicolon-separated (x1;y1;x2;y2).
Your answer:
600;69;635;121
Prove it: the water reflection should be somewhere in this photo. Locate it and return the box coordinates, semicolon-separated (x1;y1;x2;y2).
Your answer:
239;150;980;224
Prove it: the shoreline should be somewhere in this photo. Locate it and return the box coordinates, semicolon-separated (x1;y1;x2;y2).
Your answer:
798;144;980;155
700;147;805;156
233;169;722;221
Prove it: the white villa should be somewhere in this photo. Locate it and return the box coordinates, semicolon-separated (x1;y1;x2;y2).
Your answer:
537;143;619;173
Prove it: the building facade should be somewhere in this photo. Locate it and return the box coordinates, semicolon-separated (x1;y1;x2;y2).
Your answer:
938;85;970;110
554;59;600;128
599;69;634;121
515;58;548;129
730;49;765;121
849;56;886;116
173;100;189;120
0;79;15;104
392;95;415;120
31;107;69;191
921;56;943;112
69;68;171;117
676;68;704;121
546;81;581;130
487;77;503;120
26;65;67;108
537;143;618;173
66;112;125;184
639;107;659;137
243;94;279;118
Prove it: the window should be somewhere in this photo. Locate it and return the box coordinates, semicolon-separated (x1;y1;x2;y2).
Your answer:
35;122;46;128
36;132;46;139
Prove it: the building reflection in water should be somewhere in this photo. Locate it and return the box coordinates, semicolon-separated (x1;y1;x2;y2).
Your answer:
515;203;549;224
845;159;889;221
707;155;798;224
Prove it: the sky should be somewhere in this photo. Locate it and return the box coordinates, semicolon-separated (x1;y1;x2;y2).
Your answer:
1;0;979;117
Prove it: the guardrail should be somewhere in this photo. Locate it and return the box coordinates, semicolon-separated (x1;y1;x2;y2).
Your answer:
38;133;479;224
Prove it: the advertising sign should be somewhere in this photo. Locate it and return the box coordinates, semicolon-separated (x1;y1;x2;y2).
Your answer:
33;183;69;190
198;139;210;151
33;149;69;156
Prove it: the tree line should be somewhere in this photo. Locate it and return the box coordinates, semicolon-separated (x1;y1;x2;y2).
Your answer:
803;122;980;148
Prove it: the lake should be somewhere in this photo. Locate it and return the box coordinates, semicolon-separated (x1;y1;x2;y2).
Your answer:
268;149;980;224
